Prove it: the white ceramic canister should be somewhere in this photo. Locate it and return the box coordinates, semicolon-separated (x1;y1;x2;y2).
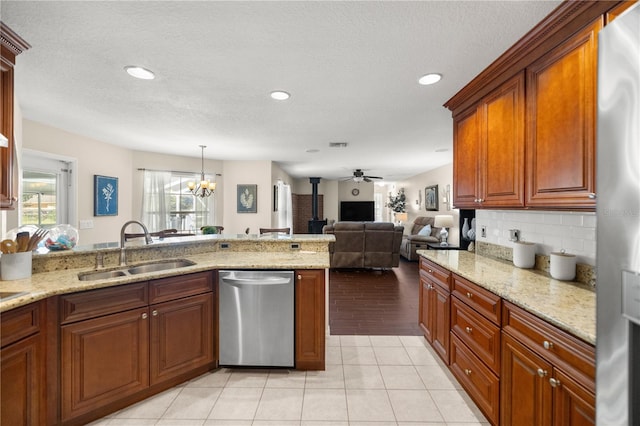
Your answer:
513;242;536;268
550;250;576;281
0;251;33;281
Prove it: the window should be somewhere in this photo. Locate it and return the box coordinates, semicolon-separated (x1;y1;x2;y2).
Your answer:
142;170;215;233
20;151;75;228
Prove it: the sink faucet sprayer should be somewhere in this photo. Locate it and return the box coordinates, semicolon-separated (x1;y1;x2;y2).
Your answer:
120;220;153;266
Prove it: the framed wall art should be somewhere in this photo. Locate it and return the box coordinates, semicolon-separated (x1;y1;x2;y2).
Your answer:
94;175;119;216
425;184;439;211
237;184;257;213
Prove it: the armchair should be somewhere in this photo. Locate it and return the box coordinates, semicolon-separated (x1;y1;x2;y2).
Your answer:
399;216;441;261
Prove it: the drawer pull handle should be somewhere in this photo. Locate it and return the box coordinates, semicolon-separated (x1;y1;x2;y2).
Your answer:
537;368;548;378
466;292;473;298
141;313;148;320
464;369;472;376
465;326;472;334
549;378;561;388
152;310;158;317
428;269;433;273
543;340;554;350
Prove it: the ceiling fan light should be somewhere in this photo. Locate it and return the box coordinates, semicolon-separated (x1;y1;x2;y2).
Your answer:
418;73;442;85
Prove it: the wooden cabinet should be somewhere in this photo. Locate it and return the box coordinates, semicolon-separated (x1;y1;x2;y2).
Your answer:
525;18;601;209
449;274;501;424
0;22;30;209
419;257;451;364
501;301;595;425
295;269;325;370
1;301;46;425
59;271;215;423
453;73;525;209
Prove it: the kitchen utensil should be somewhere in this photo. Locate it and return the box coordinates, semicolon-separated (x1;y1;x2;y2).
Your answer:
1;239;17;254
27;228;48;252
16;231;30;252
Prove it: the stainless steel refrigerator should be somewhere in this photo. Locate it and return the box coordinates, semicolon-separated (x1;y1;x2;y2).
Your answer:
596;3;640;425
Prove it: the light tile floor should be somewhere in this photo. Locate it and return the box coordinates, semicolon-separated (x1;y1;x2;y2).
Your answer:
89;335;489;426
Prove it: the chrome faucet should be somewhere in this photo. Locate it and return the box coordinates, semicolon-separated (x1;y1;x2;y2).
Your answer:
120;220;153;266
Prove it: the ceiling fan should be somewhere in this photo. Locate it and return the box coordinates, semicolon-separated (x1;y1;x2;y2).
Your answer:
342;169;383;183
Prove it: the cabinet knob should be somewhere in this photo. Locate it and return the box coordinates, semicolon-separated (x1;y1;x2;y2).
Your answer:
141;313;148;319
152;310;158;316
428;269;433;273
543;340;554;350
549;378;561;388
465;326;473;334
297;274;302;280
537;368;548;378
464;369;472;376
466;292;473;299
588;193;597;199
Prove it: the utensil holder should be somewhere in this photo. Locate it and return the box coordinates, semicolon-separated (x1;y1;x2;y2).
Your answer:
513;242;536;268
550;251;576;281
1;251;33;280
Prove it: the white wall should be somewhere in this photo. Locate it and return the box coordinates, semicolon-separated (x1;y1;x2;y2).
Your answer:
21;120;133;245
222;160;272;234
475;210;596;265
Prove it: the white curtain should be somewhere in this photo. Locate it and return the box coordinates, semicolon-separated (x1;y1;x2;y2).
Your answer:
277;181;293;233
141;170;171;232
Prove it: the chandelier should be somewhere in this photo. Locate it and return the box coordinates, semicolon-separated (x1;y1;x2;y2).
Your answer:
187;145;216;197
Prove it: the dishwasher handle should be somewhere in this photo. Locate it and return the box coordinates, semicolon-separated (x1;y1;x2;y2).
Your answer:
221;276;292;286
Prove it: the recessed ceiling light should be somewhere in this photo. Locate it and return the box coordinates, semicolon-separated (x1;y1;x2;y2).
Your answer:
270;91;290;100
418;73;442;85
124;66;155;80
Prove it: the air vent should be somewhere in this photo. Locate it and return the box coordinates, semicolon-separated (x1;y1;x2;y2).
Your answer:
329;142;348;148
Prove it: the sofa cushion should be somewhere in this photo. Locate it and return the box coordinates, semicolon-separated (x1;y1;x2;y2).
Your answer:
417;224;432;236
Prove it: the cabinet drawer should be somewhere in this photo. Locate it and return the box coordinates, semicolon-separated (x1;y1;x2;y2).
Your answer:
451;296;500;374
450;333;499;425
60;283;148;324
1;301;42;348
452;274;501;325
149;271;213;304
420;258;451;290
502;301;595;385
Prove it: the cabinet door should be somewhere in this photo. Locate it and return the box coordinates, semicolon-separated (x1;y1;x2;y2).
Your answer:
295;269;325;370
501;333;553;426
526;18;601;209
552;368;595;426
150;293;214;385
1;333;43;426
61;307;149;421
432;283;450;364
0;64;16;209
452;106;481;208
480;72;525;207
418;275;433;342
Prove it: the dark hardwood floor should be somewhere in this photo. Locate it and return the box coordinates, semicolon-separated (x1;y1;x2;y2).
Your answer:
328;258;422;336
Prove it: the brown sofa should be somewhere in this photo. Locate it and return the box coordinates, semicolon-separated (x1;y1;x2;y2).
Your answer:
399;216;441;261
322;222;404;269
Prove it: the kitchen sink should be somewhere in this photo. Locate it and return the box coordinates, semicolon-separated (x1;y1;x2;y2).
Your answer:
127;259;196;275
0;291;29;301
77;259;196;281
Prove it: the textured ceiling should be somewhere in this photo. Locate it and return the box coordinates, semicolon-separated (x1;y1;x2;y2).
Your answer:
2;1;561;182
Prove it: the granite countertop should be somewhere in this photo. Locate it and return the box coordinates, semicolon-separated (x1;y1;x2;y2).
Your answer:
418;249;595;345
1;235;332;313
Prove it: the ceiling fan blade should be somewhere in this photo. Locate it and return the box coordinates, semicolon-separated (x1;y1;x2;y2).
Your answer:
363;177;372;182
365;175;383;180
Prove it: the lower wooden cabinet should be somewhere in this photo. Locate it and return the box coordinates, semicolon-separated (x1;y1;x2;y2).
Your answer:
61;307;150;421
1;301;46;426
501;302;595;425
295;269;325;370
419;258;451;364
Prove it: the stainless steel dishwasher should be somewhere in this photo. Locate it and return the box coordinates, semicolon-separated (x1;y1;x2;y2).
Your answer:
218;270;294;367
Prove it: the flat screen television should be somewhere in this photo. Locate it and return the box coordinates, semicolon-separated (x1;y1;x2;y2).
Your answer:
340;201;375;221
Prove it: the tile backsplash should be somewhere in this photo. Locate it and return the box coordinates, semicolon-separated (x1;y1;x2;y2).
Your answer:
474;210;596;266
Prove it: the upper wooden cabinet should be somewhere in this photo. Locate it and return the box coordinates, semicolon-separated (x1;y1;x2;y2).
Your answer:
446;1;632;211
525;18;601;209
0;22;30;210
453;73;525;209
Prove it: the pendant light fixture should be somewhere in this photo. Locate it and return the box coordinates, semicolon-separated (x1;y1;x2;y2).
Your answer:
187;145;215;197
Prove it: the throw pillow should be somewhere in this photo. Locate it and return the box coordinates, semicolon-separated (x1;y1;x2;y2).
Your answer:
418;224;432;236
